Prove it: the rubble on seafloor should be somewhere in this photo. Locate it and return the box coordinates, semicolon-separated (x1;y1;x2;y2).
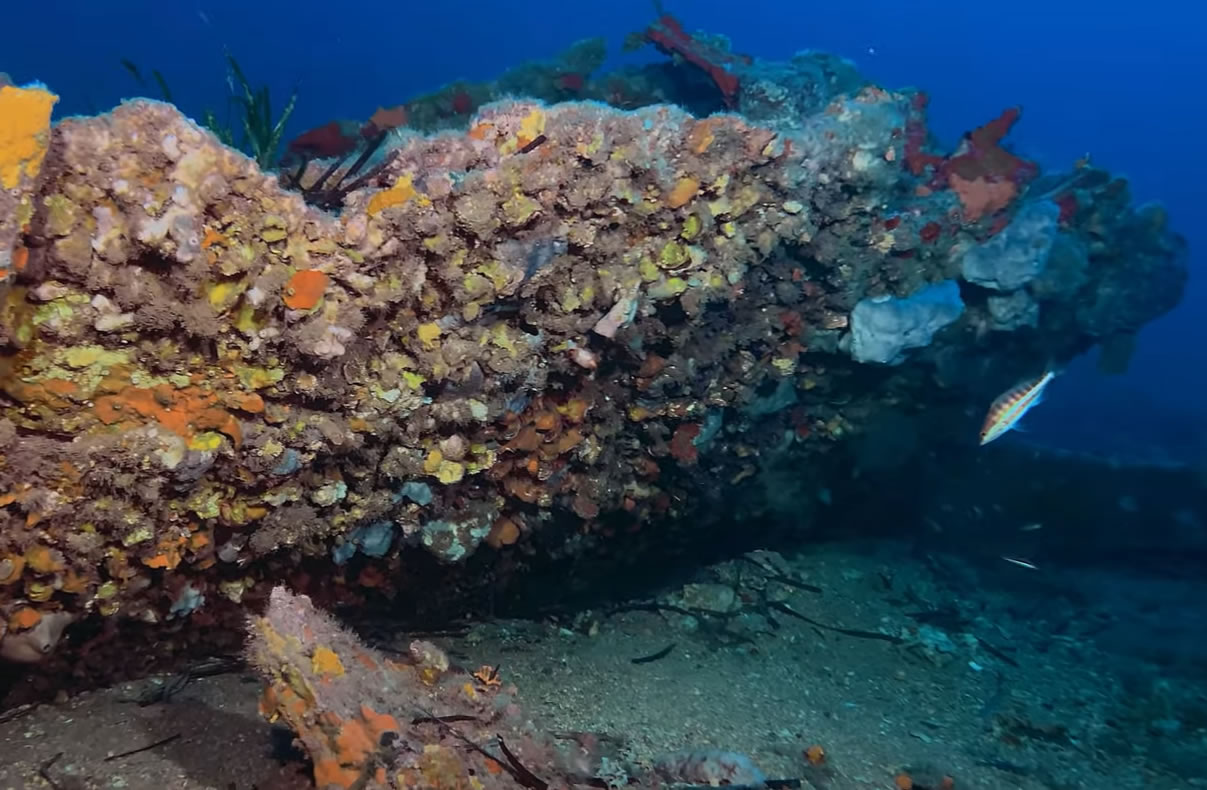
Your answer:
0;12;1189;701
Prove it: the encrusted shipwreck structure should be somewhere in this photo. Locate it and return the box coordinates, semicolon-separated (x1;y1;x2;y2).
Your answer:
0;29;1186;677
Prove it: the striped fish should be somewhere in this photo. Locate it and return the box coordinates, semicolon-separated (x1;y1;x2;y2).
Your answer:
979;370;1056;445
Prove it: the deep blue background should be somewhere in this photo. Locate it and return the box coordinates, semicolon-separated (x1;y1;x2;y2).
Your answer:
6;0;1203;459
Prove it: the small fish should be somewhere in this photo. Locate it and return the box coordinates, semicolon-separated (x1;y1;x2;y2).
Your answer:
1019;522;1043;532
979;370;1056;445
1001;556;1039;570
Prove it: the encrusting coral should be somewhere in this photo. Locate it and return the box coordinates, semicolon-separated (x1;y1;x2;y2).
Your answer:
0;19;1187;677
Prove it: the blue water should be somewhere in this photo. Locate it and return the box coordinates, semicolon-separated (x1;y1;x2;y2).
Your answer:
8;0;1200;461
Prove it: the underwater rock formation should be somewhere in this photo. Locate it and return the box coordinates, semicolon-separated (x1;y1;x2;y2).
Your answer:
0;39;1187;673
248;585;576;789
250;585;775;789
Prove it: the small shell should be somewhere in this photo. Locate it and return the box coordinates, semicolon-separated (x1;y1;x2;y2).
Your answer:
0;555;22;585
569;346;598;370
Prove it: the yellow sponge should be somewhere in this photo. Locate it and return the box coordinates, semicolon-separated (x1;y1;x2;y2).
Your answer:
0;84;58;189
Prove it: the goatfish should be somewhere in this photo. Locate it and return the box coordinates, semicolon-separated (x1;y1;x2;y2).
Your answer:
979;370;1056;445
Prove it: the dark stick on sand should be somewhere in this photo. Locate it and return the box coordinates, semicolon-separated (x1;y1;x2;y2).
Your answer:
102;732;182;762
630;642;676;664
